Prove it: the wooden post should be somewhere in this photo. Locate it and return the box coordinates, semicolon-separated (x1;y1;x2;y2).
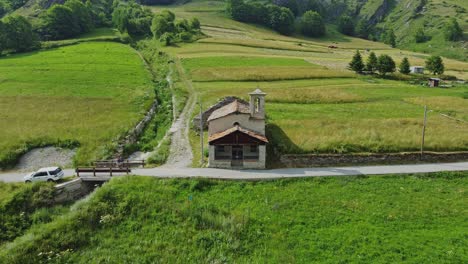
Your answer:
76;169;79;177
93;168;95;176
420;105;428;159
199;98;204;165
110;167;113;177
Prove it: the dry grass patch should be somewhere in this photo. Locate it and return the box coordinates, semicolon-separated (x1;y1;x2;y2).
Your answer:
191;67;353;82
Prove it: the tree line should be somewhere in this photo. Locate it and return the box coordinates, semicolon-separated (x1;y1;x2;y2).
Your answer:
349;51;445;76
0;0;200;55
226;0;464;47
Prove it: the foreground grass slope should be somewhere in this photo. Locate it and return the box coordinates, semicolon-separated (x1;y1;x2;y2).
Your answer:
0;41;154;168
1;173;466;263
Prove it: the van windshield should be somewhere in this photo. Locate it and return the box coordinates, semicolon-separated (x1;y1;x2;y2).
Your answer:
49;168;62;175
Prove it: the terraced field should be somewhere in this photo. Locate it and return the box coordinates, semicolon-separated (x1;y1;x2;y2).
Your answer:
151;0;468;161
0;42;154;168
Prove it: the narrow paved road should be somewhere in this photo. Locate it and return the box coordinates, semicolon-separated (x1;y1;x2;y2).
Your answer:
1;162;467;182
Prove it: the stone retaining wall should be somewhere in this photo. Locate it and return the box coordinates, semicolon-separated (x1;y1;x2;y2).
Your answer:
54;178;96;203
279;152;468;168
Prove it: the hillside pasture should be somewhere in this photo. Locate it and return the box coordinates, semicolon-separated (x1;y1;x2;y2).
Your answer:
1;173;466;262
154;0;468;157
0;42;154;168
191;76;468;154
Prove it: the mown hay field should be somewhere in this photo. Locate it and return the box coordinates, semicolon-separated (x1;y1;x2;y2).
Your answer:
1;173;466;262
0;42;154;168
189;77;468;153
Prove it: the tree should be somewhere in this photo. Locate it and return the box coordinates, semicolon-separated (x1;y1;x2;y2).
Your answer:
443;18;463;41
65;0;93;34
366;51;378;73
349;50;365;73
41;5;80;40
425;55;444;75
190;17;200;30
338;15;354;36
399;57;410;74
159;32;174;46
300;10;325;37
268;5;295;35
376;54;396;76
355;20;368;39
3;15;36;52
273;0;299;16
151;15;175;38
0;20;5;54
382;29;396;47
160;10;175;22
414;27;429;43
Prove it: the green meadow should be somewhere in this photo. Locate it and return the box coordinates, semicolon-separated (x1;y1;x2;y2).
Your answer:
1;172;466;262
153;0;468;158
0;42;154;168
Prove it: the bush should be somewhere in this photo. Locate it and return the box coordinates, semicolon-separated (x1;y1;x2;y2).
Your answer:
443;18;463;41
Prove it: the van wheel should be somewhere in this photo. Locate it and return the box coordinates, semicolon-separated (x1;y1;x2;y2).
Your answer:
25;180;31;183
47;179;55;182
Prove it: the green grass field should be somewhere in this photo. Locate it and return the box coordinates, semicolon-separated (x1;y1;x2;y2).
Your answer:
151;0;468;157
0;42;154;168
1;172;466;262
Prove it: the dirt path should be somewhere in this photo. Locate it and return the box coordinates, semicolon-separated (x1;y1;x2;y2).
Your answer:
160;59;195;168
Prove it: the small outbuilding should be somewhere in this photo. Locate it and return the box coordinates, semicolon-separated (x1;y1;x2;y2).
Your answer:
207;89;268;169
428;78;440;87
410;66;424;74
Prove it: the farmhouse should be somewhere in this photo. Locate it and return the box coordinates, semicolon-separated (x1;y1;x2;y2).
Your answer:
207;89;268;169
410;66;424;74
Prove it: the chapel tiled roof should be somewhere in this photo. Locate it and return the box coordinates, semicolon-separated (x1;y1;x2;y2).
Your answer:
207;100;250;122
208;125;268;143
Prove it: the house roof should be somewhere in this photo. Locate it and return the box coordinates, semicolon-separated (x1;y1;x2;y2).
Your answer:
208;125;269;143
207;100;250;122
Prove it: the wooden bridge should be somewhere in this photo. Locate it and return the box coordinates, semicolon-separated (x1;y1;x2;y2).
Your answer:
76;159;145;182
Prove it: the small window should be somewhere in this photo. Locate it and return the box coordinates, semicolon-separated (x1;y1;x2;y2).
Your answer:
215;146;225;153
250;145;258;152
49;168;62;175
233;122;240;126
255;98;260;113
34;171;48;177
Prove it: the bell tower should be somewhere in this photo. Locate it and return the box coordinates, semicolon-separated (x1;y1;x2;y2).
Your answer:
249;88;266;119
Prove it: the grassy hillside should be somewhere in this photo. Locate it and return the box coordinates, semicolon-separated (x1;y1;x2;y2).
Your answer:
0;173;466;262
150;0;468;160
380;0;468;61
0;41;154;168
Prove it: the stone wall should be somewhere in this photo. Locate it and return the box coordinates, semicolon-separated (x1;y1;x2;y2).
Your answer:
115;99;158;158
279;152;468;168
54;178;97;203
193;97;248;130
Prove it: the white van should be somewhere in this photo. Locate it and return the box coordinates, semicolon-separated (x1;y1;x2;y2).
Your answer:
24;167;65;183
